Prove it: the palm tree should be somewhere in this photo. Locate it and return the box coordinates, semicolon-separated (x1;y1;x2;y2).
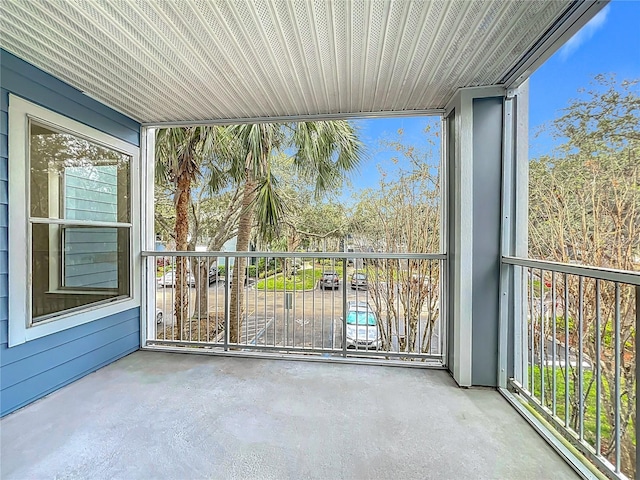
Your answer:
224;121;363;344
155;127;225;337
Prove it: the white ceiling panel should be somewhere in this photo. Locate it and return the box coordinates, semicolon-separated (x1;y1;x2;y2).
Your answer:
0;0;595;124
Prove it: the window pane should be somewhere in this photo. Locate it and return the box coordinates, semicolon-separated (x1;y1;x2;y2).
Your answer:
28;120;132;323
65;165;119;222
31;224;130;322
30;121;130;222
63;226;119;288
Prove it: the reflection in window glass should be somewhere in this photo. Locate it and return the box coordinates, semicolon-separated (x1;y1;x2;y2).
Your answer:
29;121;131;323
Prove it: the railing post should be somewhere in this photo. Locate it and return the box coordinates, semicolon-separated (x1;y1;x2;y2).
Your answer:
498;259;511;389
635;285;639;475
342;257;348;358
224;256;229;352
142;253;151;346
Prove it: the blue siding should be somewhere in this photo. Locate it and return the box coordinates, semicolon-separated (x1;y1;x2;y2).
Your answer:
1;310;139;416
0;49;141;417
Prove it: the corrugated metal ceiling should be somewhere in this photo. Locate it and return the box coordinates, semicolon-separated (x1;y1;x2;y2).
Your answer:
1;0;580;124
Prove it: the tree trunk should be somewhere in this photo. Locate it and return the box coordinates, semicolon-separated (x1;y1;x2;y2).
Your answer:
192;259;211;324
174;172;191;338
191;188;242;325
229;177;257;344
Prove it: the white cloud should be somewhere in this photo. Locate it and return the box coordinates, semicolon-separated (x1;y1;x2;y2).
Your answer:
559;5;610;60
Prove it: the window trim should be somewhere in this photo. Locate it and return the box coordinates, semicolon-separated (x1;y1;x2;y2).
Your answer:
8;94;140;347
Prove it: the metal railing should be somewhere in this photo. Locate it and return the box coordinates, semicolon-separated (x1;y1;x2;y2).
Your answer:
142;251;446;366
503;256;639;480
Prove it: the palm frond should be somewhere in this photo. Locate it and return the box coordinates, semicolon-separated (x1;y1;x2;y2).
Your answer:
252;166;285;242
224;123;286;178
291;120;364;197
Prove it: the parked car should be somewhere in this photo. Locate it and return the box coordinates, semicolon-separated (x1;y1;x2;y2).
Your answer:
343;301;381;349
157;271;195;287
319;271;340;290
208;266;220;284
156;308;163;324
350;272;368;290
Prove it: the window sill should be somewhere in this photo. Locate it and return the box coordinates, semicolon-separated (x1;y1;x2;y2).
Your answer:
45;289;120;295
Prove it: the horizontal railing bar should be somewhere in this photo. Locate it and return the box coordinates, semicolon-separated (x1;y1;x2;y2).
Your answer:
146;339;443;360
508;379;621;480
143;250;446;260
148;340;334;352
500;388;611;480
142;345;446;369
341;350;443;360
503;256;640;286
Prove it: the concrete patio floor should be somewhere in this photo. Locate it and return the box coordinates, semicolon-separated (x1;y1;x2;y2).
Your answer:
1;351;577;480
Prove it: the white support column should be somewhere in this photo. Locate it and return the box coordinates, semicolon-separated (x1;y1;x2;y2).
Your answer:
445;90;473;387
499;81;530;389
140;127;156;347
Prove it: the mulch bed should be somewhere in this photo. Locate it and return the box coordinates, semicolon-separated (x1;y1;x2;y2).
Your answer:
156;312;225;342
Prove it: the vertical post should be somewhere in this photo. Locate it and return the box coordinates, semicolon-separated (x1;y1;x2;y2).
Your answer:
140;127;156;348
499;93;514;389
342;257;348;358
471;90;507;386
498;83;528;390
578;276;584;441
285;292;292;347
614;283;621;473
564;275;569;428
440;116;448;366
224;256;229;352
540;269;545;406
635;286;639;474
551;271;557;416
595;279;601;456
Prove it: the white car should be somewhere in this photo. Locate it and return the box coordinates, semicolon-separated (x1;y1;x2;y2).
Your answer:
342;301;381;349
156;308;163;324
157;271;196;287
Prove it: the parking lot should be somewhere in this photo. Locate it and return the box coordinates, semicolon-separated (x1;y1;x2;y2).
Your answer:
153;278;441;356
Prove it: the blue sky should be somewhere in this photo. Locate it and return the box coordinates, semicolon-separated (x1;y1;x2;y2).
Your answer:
344;0;640;200
529;1;640;158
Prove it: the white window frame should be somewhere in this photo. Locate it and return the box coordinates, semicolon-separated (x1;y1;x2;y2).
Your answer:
8;94;140;347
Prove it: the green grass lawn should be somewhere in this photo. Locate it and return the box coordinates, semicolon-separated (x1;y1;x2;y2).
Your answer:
528;365;636;454
156;265;172;277
255;268;324;291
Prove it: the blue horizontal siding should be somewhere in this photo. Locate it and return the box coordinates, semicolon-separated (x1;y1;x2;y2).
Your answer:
1;308;139;366
0;319;6;344
0;310;140;417
1;332;139;416
1;311;139;389
0;131;7;159
0;49;141;417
